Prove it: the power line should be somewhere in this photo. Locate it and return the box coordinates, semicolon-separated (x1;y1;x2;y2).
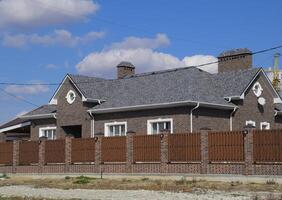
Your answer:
0;87;39;107
1;44;282;86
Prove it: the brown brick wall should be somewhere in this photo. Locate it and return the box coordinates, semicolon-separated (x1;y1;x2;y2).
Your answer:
94;106;231;135
232;73;282;130
1;129;282;175
30;119;56;140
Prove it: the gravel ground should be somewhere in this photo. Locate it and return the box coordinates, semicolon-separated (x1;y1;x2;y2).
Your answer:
0;185;281;200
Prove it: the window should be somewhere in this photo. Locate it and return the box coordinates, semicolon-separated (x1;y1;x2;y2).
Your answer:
39;127;56;140
252;82;263;97
66;90;76;104
104;122;127;137
147;118;173;135
260;122;270;130
246;120;256;127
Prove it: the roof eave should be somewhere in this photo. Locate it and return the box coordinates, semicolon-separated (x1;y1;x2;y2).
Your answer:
89;101;235;114
20;113;56;120
0;121;31;133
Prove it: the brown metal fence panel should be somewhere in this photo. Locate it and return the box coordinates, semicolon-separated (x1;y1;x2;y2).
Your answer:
133;135;161;162
0;142;13;165
168;133;201;162
208;131;244;162
101;136;126;163
19;141;39;165
253;129;282;162
71;138;95;163
45;139;65;164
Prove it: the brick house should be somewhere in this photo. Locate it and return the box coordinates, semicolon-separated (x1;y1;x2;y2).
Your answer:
1;48;282;141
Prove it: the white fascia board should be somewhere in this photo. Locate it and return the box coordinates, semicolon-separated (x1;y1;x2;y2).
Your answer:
0;121;31;133
49;74;87;105
20;113;56;120
89;100;235;114
240;68;281;103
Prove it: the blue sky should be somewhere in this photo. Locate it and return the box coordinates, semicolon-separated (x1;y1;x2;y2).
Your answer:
0;0;282;124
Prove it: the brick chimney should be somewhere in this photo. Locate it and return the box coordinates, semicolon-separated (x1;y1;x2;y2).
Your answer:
218;48;252;73
117;61;135;79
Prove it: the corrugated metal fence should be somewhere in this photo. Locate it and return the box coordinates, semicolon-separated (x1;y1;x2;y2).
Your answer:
45;139;65;164
101;136;126;163
0;142;13;165
253;129;282;162
19;141;39;165
133;135;161;162
71;138;95;163
208;131;244;162
168;133;201;162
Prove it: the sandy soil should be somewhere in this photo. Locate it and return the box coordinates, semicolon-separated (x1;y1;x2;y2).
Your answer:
0;185;281;200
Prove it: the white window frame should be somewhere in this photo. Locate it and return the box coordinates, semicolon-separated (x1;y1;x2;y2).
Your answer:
246;120;256;127
104;121;127;137
66;90;76;104
147;118;173;135
260;122;270;130
39;126;57;140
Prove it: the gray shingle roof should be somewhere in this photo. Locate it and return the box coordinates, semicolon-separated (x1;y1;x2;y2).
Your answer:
0;118;29;129
23;104;57;116
212;68;261;98
69;67;261;110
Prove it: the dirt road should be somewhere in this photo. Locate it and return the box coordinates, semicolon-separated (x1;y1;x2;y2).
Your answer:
0;185;280;200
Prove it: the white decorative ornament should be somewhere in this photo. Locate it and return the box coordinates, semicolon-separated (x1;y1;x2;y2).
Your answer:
258;97;266;106
66;90;76;104
252;82;263;97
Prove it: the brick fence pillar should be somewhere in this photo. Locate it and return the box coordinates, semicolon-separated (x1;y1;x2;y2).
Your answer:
244;126;254;175
126;133;134;173
95;136;102;173
38;137;46;173
12;140;19;173
200;129;209;174
160;133;169;173
65;136;73;173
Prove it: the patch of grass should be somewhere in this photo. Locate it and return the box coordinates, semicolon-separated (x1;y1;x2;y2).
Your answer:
73;176;94;184
64;176;71;180
266;179;277;185
0;173;9;179
141;177;149;181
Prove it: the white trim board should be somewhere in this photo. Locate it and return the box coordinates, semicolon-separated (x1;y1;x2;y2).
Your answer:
104;121;127;137
49;74;87;105
147;118;173;135
0;121;31;133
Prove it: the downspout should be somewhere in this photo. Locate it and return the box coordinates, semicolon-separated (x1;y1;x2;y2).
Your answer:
230;107;238;131
88;111;95;138
190;103;200;133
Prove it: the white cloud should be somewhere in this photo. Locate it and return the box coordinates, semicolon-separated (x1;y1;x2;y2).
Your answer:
76;48;184;76
5;84;49;95
76;49;218;77
183;55;218;73
45;63;57;69
0;0;99;29
110;33;170;50
2;29;105;48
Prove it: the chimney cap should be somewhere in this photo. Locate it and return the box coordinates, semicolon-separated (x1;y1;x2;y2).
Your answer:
218;48;252;58
117;61;135;69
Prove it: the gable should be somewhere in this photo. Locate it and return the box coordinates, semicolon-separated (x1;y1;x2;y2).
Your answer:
49;74;87;105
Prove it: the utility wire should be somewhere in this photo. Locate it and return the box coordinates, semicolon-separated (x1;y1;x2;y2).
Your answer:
0;44;282;86
0;87;39;107
0;44;282;110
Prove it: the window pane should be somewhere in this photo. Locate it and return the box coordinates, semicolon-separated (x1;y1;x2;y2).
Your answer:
166;122;171;131
120;125;125;136
53;130;56;139
109;126;114;136
152;123;158;134
114;125;120;136
159;122;165;132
